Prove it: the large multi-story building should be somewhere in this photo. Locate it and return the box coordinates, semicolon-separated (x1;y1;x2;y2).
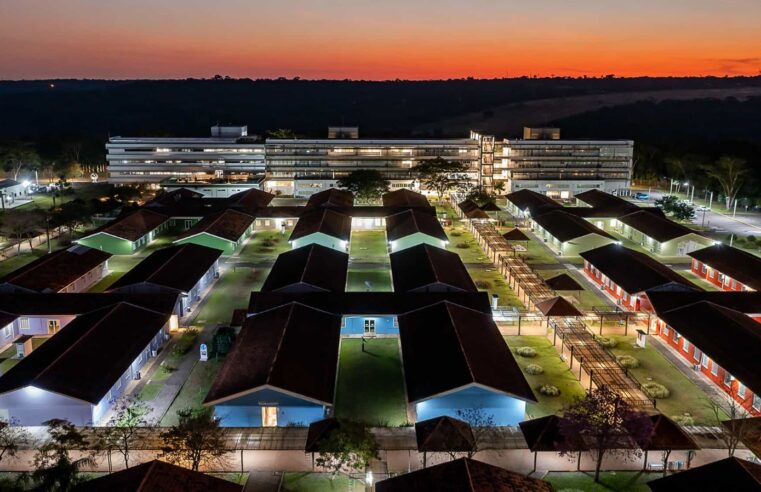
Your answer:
106;126;632;198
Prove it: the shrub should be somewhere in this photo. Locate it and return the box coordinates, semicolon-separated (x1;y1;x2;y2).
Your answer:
525;364;544;375
455;242;470;249
173;328;199;356
515;346;537;358
539;385;560;397
593;335;617;348
449;231;462;237
474;280;492;289
671;415;695;426
616;355;640;369
642;382;670;399
260;238;277;247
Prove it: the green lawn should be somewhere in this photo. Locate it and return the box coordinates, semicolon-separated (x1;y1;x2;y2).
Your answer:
87;272;123;292
160;358;225;426
192;268;269;325
544;471;656;491
505;336;586;419
334;338;408;426
675;270;720;291
349;230;388;263
346;269;392;292
281;473;365;492
608;335;724;424
138;382;163;402
238;230;292;263
468;266;523;308
0;250;46;277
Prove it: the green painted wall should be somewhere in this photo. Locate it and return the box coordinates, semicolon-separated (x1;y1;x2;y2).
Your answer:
291;232;348;252
77;233;134;255
390;232;446;253
174;233;236;255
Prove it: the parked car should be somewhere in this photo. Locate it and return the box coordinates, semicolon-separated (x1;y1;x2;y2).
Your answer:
634;192;649;200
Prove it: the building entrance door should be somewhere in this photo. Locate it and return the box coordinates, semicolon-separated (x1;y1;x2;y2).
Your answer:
261;406;278;427
364;319;375;336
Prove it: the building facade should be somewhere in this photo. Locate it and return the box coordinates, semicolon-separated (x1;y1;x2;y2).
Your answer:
106;126;633;198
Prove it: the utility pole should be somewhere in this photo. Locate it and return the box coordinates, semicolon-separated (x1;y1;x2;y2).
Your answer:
690;186;695;203
708;192;713;210
733;199;738;218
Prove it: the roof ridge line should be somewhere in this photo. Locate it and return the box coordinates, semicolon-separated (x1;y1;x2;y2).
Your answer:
264;304;295;386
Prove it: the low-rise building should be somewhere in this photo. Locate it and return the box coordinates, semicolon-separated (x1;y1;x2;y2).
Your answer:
173;209;255;255
398;301;535;425
0;179;29;208
78;208;170;254
107;243;221;315
0;302;170;425
385;209;447;253
616;210;712;256
261;244;348;293
204;302;341;427
0;245;111;294
688;244;761;292
530;209;616;256
580;244;697;310
288;208;352;251
390;244;477;293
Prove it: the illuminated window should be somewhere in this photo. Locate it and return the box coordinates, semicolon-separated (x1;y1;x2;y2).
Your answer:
753;395;761;411
261;406;278;427
19;318;30;330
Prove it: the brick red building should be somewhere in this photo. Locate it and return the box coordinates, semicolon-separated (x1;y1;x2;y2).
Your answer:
579;244;697;311
688;244;761;292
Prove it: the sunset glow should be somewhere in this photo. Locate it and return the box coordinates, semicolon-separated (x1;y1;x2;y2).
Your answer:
1;0;760;79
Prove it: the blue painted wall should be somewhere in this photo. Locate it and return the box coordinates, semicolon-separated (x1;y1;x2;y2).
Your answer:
341;316;398;336
212;388;327;427
414;385;527;426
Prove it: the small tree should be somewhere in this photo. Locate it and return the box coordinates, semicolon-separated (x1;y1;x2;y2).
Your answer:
417;158;469;202
336;170;389;204
160;408;227;471
0;418;29;465
97;396;152;470
0;140;40;181
708;390;751;457
266;129;297;139
315;420;378;479
559;386;654;483
0;210;44;252
655;195;695;221
704;156;748;209
465;186;497;208
32;419;95;492
455;407;498;458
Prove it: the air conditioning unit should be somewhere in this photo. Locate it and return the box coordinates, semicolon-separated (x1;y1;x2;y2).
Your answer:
134;371;141;381
600;285;606;291
693;364;701;371
150;350;158;358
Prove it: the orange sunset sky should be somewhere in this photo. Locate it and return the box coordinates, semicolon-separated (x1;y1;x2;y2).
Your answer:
1;0;760;80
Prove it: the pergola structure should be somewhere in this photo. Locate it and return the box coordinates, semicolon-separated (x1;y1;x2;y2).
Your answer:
550;316;654;409
591;306;651;336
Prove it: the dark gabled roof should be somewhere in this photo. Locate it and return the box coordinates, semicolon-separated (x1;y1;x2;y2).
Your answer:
641;414;699;451
545;273;584;291
0;179;21;189
390;244;477;293
144;188;215;217
248;292;493;316
385;209;448;242
306;188;354;208
0;245;112;293
305;417;340;453
519;415;586;452
382;189;432;209
0;311;18;328
575;189;630;208
204;303;341;406
535;296;583;317
580;244;697;294
502;228;531;241
0;293;179;316
619;210;700;242
506;189;560;215
0;302;168;404
376;458;553;492
226;188;275;214
657;301;761;397
565;205;665;220
109;243;221;293
688;244;761;291
72;459;242;492
289;208;352;242
398;301;536;403
96;208;169;241
415;416;475;452
531;209;614;242
645;290;761;317
457;199;489;219
261;244;348;293
175;208;254;243
479;201;501;212
647;457;761;492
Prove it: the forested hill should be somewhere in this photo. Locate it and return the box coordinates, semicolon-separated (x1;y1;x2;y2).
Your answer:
1;76;759;139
